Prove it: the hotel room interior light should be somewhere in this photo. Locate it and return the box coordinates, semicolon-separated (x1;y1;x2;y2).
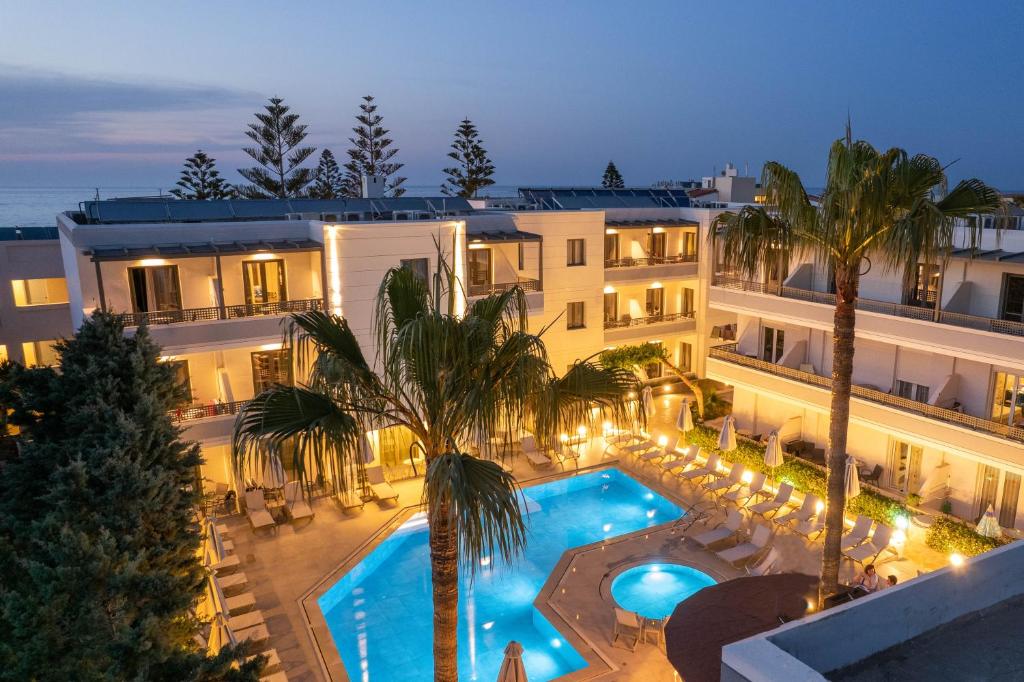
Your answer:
250;252;276;261
603;285;615;294
139;258;168;267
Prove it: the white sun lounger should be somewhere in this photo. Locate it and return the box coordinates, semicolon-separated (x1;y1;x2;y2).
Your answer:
554;443;580;471
244;490;277;532
704;463;745;495
611;607;642;651
793;507;827;541
638;437;678;466
283;481;314;522
746;547;780;576
748;483;794;519
774;494;820;527
722;471;767;505
335;489;365;515
716;524;772;566
662;446;699;475
678;452;720;483
366;466;399;505
228;609;265;633
843;524;895;565
692;509;744;548
522;435;553;468
840;515;874;551
216;571;249;594
621;439;659;456
224;590;257;616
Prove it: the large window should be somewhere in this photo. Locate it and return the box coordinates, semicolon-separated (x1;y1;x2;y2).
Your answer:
887;439;922;494
682;232;697;258
400;258;429;283
129;265;182;313
682;288;695;315
165;360;193;403
678;341;693;373
1001;274;1024;323
468;248;492;289
895;379;930;403
11;278;68;307
648;232;666;260
975;463;1001;521
645;287;664;318
22;340;58;367
761;326;784;363
567;239;586;266
907;263;940;308
243;259;287;305
251;349;292;393
603;292;618;323
604;234;619;263
1000;472;1021;528
991;371;1024;426
566;301;585;330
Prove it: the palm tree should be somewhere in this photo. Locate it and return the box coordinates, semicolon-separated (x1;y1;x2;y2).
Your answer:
232;258;639;682
710;129;1000;604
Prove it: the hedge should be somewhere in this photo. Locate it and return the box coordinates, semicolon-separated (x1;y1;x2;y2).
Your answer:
685;424;1003;557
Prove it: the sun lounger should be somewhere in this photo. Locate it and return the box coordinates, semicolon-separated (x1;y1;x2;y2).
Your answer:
283;481;314;522
336;489;365;514
261;673;288;682
228;609;265;633
604;430;637;447
224;591;257;616
716;524;772;566
793;507;827;541
662;446;698;474
722;471;767;505
521;435;553;468
216;571;249;594
704;463;745;495
746;547;780;576
611;607;642;651
773;494;821;527
366;466;399;505
677;452;720;483
233;623;269;646
638;437;678;466
748;483;794;519
692;509;743;548
554;443;580;471
843;524;895;566
249;649;281;674
621;439;659;456
244;490;277;532
840;515;873;551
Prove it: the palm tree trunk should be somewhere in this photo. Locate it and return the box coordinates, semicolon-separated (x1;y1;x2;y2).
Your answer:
429;499;460;682
819;265;858;606
660;357;706;420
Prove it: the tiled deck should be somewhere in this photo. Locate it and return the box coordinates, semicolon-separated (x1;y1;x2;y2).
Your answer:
219;393;946;681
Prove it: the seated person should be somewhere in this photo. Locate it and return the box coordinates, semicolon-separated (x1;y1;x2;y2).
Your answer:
885;574;898;589
852;564;882;594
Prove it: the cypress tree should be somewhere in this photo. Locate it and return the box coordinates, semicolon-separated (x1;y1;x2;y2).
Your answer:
0;313;260;681
309;149;344;200
441;118;496;198
602;161;625;189
341;96;406;197
238;96;316;199
170;150;236;200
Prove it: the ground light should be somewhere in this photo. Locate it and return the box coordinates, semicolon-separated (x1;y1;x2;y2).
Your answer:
949;553;965;567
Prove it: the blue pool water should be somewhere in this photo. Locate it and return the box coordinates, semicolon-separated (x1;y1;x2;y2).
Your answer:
318;468;682;681
610;563;716;620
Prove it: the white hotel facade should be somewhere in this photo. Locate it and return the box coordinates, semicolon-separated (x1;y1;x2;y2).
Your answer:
2;185;1019;533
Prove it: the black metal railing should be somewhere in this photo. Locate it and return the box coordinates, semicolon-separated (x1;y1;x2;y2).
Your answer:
170;399;248;422
604;253;699;268
708;343;1024;444
468;278;541;297
603;311;695;329
118;297;324;327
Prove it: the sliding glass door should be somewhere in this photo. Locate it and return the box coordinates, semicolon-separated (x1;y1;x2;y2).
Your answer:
243;259;287;306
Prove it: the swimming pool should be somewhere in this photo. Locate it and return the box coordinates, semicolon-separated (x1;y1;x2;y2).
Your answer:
611;563;716;620
317;468;682;681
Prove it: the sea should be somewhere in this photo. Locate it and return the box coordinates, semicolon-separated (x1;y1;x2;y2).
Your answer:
0;185;523;227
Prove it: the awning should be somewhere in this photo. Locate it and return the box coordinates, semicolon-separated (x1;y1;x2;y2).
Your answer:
949;247;1024;263
466;230;542;244
605;219;699;228
86;238;322;262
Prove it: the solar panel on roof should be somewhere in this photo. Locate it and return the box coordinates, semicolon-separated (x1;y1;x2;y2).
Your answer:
91;201;169;223
167;201;235;221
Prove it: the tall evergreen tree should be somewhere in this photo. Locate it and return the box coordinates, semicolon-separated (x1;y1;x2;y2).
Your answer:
238;97;316;199
170;150;236;200
0;313;260;681
341;96;406;198
441;118;496;198
602;161;624;188
309;149;344;200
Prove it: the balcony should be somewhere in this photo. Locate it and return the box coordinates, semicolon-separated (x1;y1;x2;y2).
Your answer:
119;298;324;327
604;253;698;268
604;254;699;284
604;311;694;329
171;399;248;422
467;277;541;297
708;342;1024;445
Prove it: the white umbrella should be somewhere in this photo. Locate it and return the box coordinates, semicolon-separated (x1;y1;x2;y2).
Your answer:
844;455;861;500
976;503;1001;538
261;452;286;489
642;386;654;416
676;398;694;435
497;641;528;682
207;611;236;654
763;431;784;469
718;415;737;452
359;434;375;463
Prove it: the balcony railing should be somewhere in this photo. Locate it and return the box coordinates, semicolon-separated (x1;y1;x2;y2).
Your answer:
605;253;699;268
170;399;248;422
119;297;324;327
712;275;1024;338
467;278;541;297
604;311;695;330
708;343;1024;444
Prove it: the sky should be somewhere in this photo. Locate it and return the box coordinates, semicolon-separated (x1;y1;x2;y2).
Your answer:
1;0;1022;191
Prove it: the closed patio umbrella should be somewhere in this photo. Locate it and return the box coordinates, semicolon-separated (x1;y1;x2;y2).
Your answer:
763;430;783;487
359;434;375;463
497;641;528;682
976;504;1001;538
676;398;694;436
844;455;861;501
207;611;236;655
718;415;737;452
642;386;654;416
261;452;286;489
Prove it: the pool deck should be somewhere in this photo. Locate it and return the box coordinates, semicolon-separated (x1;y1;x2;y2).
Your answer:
219;394;948;681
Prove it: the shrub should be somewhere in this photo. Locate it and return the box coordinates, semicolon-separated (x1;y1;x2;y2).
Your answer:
925;517;1006;557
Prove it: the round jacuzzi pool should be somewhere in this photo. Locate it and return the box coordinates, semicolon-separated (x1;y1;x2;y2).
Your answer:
611;563;716;620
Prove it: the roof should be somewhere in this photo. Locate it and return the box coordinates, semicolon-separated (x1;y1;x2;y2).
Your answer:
0;226;59;241
687;188;718;198
605;218;698;228
75;197;474;225
950;247;1024;263
86;238;322;262
517;187;691;210
466;230;542;243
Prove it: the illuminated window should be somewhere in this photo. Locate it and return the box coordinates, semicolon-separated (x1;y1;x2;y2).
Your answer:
11;278;68;306
0;345;7;362
566;301;585;329
567;239;586;266
22;340;58;367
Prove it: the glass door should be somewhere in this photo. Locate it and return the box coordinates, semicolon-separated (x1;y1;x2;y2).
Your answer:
468;248;492;293
243;259;286;306
761;326;784;362
682;288;695;315
648;232;666;262
887;440;923;494
604;233;619;264
907;263;940;308
975;464;1000;521
1001;274;1024;323
999;472;1021;528
128;265;182;313
682;232;697;259
991;372;1024;426
645;287;664;319
678;341;693;372
603;292;618;323
251;349;293;394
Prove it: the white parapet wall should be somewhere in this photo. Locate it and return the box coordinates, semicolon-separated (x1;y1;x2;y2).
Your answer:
721;541;1024;681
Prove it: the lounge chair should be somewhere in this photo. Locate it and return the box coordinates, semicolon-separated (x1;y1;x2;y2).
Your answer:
704;463;746;496
793;507;827;541
716;524;773;566
335;489;365;515
638;437;678;466
223;590;258;616
554;443;580;471
773;494;821;527
228;609;265;633
261;673;289;682
861;464;883;485
216;571;249;594
620;438;660;457
843;524;895;566
692;509;743;548
233;622;269;647
283;481;314;522
522;435;553;468
244;490;277;532
611;607;642;651
677;452;721;483
662;446;699;475
722;471;767;505
840;516;874;551
366;467;399;505
748;483;794;519
746;547;780;576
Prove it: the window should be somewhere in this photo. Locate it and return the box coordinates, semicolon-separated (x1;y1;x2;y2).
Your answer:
907;263;940;308
11;278;68;306
22;340;58;367
401;258;429;283
1001;274;1024;323
165;360;193;403
975;463;1001;521
648;232;666;260
682;232;697;258
517;243;524;271
991;372;1024;426
1000;472;1021;528
887;439;922;493
603;292;618;323
761;326;784;363
468;248;492;291
682;288;695;315
895;380;930;403
566;301;585;329
0;345;6;362
567;239;585;266
251;349;292;393
243;259;287;306
604;234;619;263
678;341;693;373
129;265;181;313
645;287;664;318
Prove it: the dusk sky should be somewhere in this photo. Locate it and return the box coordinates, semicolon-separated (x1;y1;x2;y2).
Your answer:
1;0;1022;190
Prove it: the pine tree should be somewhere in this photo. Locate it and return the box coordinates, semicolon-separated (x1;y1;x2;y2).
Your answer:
341;96;406;197
0;313;260;681
309;149;344;200
170;150;236;200
441;118;496;198
602;161;625;189
238;97;316;199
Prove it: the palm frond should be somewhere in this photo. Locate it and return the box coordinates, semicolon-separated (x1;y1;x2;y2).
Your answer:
709;206;794;280
531;359;639;447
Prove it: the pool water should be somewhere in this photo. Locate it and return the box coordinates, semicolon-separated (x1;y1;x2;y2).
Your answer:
318;468;682;681
611;563;716;620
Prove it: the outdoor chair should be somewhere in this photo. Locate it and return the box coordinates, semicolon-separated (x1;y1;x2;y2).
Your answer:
554;443;580;471
243;490;276;533
862;464;883;485
843;524;895;566
748;483;794;519
365;466;399;505
638;436;678;467
746;547;781;576
692;508;744;548
703;462;746;496
677;452;721;483
611;607;642;651
722;471;767;506
335;488;365;515
283;481;314;522
215;571;249;594
620;438;660;457
662;446;699;475
840;516;874;551
773;494;821;527
522;435;554;468
716;524;773;566
793;507;827;541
